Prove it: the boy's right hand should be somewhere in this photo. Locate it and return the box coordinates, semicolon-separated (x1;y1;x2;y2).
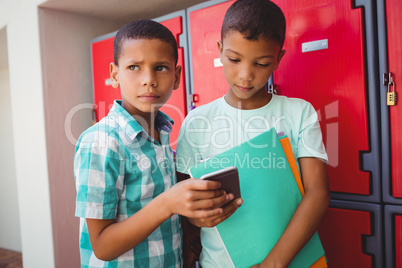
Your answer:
187;197;243;228
164;178;239;220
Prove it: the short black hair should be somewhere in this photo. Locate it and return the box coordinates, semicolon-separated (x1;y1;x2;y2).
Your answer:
221;0;286;48
113;19;178;65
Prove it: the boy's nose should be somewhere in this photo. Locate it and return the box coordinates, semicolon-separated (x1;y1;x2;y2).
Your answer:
142;71;158;87
239;67;254;82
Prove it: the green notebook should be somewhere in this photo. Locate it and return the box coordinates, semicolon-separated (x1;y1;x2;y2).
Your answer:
189;127;325;268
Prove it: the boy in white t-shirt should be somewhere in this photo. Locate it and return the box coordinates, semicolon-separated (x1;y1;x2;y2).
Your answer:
176;0;330;267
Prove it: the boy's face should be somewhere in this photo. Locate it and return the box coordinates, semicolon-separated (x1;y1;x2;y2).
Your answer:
218;31;285;109
110;38;181;116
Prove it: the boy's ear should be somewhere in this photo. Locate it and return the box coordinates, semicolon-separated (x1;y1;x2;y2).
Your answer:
110;62;120;88
217;40;223;59
173;65;182;90
278;49;286;63
274;50;286;71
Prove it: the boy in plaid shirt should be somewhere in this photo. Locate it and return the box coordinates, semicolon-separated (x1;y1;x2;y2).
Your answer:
74;19;235;267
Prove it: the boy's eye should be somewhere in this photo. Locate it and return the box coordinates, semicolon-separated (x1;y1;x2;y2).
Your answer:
156;66;168;71
129;65;139;70
257;63;270;67
228;58;240;63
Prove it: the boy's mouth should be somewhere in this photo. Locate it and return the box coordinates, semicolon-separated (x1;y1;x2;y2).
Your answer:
236;85;253;92
139;93;160;102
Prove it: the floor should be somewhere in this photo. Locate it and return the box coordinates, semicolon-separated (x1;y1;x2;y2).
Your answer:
0;248;22;268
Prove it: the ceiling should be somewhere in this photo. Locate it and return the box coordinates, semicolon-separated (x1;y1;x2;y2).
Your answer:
0;0;209;70
40;0;208;24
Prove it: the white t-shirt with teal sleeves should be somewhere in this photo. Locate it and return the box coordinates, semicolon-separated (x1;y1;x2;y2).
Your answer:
175;94;327;268
74;100;182;268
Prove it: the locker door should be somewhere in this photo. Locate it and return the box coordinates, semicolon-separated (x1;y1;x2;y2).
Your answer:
187;0;235;107
90;12;188;150
157;14;188;149
272;0;380;201
318;200;383;268
385;205;402;268
91;34;116;122
386;0;402;199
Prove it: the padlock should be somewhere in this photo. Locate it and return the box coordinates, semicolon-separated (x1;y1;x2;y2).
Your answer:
387;81;396;106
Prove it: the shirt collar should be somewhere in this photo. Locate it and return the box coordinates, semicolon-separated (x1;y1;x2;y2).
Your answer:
108;100;174;141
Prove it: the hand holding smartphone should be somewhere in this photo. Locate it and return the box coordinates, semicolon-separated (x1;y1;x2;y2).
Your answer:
200;166;241;199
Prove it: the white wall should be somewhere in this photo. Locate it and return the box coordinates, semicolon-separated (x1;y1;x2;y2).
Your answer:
7;2;55;267
0;65;21;252
38;8;126;267
3;0;208;266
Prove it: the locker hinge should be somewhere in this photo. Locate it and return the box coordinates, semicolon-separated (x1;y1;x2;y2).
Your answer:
383;73;397;106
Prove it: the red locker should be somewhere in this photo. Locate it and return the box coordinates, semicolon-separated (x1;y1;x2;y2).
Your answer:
318;200;383;268
188;0;235;107
386;0;402;199
91;36;115;121
271;0;374;198
385;205;402;268
188;0;380;200
396;215;402;268
91;13;188;150
397;215;402;268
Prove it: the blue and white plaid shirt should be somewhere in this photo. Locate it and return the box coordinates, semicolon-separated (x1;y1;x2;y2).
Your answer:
74;100;182;268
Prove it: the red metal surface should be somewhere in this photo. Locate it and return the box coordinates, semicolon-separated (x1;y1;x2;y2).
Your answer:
386;0;402;198
396;215;402;268
91;36;116;121
189;0;235;107
272;0;370;195
318;207;372;267
189;0;370;195
159;17;188;150
91;17;187;150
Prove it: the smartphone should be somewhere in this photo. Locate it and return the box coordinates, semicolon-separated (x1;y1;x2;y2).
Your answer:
200;166;241;199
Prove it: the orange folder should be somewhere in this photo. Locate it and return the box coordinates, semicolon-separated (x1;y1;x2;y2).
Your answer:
280;136;327;268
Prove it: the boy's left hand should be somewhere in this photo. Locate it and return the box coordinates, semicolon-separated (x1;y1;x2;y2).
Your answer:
187;197;243;228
